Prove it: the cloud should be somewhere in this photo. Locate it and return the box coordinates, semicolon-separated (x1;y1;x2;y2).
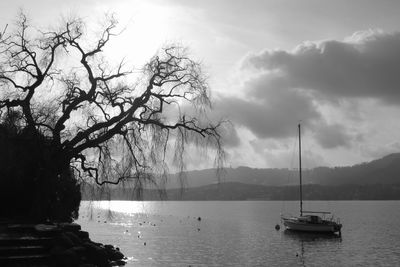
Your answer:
244;30;400;104
360;141;400;159
218;122;241;147
212;29;400;152
248;138;327;168
313;123;354;149
214;92;320;140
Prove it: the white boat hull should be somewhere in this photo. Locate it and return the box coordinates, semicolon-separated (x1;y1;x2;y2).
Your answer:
282;218;341;233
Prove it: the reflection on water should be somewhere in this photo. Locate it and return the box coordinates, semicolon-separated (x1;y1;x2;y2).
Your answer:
282;230;342;267
282;230;342;242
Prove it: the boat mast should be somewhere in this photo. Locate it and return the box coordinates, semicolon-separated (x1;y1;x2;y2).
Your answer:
298;123;303;216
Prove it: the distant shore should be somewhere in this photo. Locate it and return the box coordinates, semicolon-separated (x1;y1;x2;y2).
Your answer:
82;182;400;201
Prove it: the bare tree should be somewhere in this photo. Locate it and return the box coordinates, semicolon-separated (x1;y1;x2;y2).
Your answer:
0;14;223;220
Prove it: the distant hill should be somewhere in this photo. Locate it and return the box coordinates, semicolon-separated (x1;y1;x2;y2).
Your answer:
308;153;400;185
167;153;400;188
82;182;400;200
174;182;400;200
81;153;400;200
167;166;293;188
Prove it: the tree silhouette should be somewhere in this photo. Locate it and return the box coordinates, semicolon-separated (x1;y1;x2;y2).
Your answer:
0;14;223;221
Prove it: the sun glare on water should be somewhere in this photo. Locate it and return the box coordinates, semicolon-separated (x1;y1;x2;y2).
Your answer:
95;200;157;215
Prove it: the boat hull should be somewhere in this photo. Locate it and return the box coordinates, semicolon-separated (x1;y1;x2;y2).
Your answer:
282;218;341;233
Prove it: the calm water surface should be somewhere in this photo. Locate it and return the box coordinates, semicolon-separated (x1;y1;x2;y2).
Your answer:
76;201;400;266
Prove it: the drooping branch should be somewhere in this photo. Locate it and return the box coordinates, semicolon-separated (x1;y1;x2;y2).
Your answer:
0;13;70;130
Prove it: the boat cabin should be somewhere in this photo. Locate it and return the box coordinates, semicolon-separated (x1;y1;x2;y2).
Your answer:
298;215;323;224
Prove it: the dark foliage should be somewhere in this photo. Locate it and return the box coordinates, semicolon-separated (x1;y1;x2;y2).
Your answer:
0;120;80;222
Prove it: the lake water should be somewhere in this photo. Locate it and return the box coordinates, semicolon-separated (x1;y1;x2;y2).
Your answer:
76;201;400;266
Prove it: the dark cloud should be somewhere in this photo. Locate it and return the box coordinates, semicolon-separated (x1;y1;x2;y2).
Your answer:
214;90;320;139
214;91;358;149
313;123;353;149
218;122;241;147
244;30;400;104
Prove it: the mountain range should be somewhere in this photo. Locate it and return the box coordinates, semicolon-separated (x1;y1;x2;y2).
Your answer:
167;153;400;188
81;153;400;200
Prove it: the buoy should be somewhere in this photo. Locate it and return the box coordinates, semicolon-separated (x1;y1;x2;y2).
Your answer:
197;217;201;221
275;224;280;231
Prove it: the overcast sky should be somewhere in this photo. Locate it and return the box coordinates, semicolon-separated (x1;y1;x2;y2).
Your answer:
2;0;400;169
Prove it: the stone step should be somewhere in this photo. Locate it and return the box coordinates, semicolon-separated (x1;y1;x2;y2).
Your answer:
0;245;47;256
0;235;53;246
7;223;61;237
0;222;125;266
0;253;50;264
58;222;81;232
6;224;37;232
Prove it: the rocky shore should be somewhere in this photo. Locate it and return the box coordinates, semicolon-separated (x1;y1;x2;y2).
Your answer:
0;221;126;266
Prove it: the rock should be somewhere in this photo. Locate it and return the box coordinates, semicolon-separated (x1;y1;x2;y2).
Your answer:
59;222;82;232
1;221;125;267
112;250;124;261
65;231;82;245
84;241;109;267
104;245;124;261
111;259;126;266
104;244;114;250
53;233;74;249
71;245;86;256
51;246;80;267
76;230;90;240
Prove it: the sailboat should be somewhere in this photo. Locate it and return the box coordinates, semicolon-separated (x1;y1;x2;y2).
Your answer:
281;124;342;234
